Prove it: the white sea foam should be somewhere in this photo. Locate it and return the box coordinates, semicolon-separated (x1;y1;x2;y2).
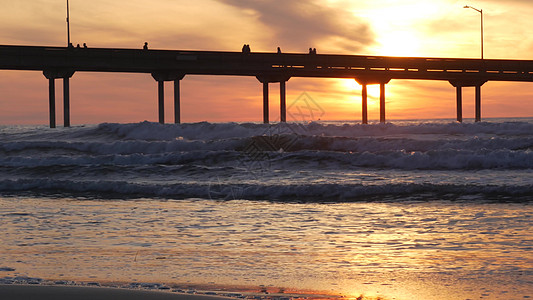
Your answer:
1;120;532;200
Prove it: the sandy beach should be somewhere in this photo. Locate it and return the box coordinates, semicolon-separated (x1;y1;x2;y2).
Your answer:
0;285;232;300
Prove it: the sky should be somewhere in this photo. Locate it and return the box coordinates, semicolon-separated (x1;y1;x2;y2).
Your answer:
1;0;533;125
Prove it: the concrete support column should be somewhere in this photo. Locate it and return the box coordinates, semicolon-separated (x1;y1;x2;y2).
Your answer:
449;80;486;123
456;86;463;123
174;79;181;124
263;81;269;124
44;69;74;128
63;77;70;127
48;78;56;129
362;84;368;124
151;72;185;124
280;81;287;122
158;81;164;124
475;85;481;122
257;76;290;124
380;83;386;123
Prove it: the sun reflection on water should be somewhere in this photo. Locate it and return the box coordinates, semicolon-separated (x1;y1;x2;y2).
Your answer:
0;197;531;300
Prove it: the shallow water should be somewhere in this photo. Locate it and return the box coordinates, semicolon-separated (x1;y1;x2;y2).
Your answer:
1;196;531;299
1;119;532;299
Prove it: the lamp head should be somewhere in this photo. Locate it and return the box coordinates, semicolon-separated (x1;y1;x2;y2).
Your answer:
464;5;470;8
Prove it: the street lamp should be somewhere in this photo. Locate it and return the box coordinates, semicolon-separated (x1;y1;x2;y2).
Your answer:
66;0;71;46
464;5;483;59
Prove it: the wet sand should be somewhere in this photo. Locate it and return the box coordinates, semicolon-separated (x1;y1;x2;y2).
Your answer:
0;285;232;300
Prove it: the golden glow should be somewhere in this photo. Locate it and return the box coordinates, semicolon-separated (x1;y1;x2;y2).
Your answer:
1;1;533;124
354;1;446;57
375;30;421;57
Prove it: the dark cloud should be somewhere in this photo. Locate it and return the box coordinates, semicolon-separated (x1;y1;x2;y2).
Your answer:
217;0;374;53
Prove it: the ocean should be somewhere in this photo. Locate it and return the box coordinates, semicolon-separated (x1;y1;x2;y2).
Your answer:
0;118;532;299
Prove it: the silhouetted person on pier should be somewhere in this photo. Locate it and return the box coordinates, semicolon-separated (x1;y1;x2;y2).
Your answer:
277;47;281;54
143;42;148;50
76;44;80;48
309;48;313;54
83;43;87;48
242;44;251;54
68;43;74;48
313;48;317;54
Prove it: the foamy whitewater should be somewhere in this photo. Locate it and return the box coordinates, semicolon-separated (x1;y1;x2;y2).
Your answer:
0;119;532;200
1;118;532;299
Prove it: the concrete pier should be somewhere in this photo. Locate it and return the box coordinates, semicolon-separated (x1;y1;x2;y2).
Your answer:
2;45;531;125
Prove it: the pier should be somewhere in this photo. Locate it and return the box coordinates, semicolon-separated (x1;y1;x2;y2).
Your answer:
1;44;533;127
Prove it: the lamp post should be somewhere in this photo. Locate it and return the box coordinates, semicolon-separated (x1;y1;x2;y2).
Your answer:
464;5;483;59
66;0;71;46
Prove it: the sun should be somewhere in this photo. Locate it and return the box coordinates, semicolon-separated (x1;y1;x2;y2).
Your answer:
374;30;421;57
351;1;446;57
338;79;383;105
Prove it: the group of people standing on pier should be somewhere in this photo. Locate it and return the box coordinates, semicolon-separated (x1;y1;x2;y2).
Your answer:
241;44;318;55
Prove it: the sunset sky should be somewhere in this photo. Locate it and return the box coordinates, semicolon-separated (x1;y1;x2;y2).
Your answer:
1;0;532;125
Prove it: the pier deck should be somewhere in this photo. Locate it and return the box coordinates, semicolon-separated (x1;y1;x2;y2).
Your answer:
2;44;532;126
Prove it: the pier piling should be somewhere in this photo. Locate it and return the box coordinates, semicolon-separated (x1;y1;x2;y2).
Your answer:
263;81;269;124
475;85;482;122
280;81;287;122
174;80;181;124
456;86;463;123
63;77;70;127
362;84;368;124
380;83;386;123
48;78;56;129
158;81;164;124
